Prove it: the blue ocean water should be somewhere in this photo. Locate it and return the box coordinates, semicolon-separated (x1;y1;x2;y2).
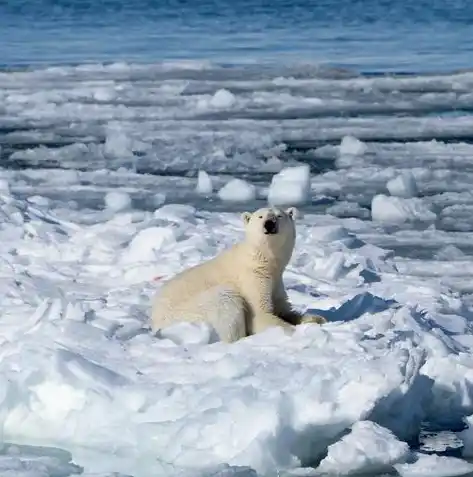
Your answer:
2;0;473;72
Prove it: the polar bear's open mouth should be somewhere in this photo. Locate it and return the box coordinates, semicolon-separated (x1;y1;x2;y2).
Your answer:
263;218;278;235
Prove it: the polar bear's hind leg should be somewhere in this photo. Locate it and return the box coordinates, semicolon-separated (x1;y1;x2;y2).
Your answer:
155;286;248;343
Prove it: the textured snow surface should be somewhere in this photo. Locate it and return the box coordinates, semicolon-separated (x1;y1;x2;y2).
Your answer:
2;62;473;476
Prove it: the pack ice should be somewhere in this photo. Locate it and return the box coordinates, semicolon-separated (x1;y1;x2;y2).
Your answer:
1;188;473;477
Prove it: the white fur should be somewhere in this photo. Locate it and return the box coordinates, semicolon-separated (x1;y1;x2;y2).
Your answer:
150;206;326;342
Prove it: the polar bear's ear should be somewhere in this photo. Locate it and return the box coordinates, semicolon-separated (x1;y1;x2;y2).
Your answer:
241;212;252;224
286;207;298;220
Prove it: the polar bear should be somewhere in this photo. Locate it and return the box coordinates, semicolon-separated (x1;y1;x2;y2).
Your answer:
150;206;326;342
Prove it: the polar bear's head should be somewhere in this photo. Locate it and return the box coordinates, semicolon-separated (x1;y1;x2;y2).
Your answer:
241;206;298;263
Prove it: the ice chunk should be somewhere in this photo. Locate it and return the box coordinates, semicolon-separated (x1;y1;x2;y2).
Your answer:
121;226;176;263
104;126;133;157
387;172;419;198
339;136;367;156
210;89;236;109
27;195;50;207
104;191;131;212
0;179;10;194
394;453;473;477
434;245;466;260
196;170;213;195
459;414;473;457
371;195;437;224
153;204;197;222
218;178;256;202
0;443;82;477
153;192;167;207
316;421;410;475
267;165;311;206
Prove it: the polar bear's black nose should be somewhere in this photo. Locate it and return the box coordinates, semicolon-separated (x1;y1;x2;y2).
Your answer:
264;218;278;234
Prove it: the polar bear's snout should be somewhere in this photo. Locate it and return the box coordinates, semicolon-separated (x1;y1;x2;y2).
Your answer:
263;217;278;235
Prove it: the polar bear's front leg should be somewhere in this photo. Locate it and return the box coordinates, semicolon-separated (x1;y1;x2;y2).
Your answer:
272;278;305;325
251;312;294;335
243;277;294;335
273;278;327;325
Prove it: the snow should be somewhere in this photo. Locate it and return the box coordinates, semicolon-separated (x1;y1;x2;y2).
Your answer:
2;61;473;477
218;178;257;202
267;165;311;206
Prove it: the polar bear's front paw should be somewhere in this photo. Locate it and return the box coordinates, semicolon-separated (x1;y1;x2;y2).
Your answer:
300;313;327;325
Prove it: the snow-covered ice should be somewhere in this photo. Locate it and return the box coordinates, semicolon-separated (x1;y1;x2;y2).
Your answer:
218;178;257;202
338;136;367;157
395;453;473;477
387;172;419;198
2;61;473;477
267;165;311;206
317;421;410;475
104;191;131;212
196;170;213;195
371;194;437;224
459;415;473;458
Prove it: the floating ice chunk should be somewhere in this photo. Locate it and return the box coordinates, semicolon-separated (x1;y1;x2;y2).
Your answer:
0;179;10;194
0;443;82;477
153;192;167;207
26;195;50;207
218;178;256;202
371;195;437;224
210;88;236;108
122;227;176;263
387;172;419;198
104;191;131;212
326;201;371;220
434;244;465;260
317;421;410;475
267;165;311;206
339;135;367;156
459;414;473;457
309;225;352;243
93;87;115;101
196;170;213;195
104;127;133;157
394;453;473;477
153;204;196;222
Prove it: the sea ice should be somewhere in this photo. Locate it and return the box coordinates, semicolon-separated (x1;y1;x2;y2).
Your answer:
371;194;437;224
267;165;311;206
196;170;213;195
387;172;419;198
1;61;473;476
339;135;367;156
218;178;256;202
394;453;473;477
210;88;236;109
104;191;131;212
316;421;410;475
459;415;473;457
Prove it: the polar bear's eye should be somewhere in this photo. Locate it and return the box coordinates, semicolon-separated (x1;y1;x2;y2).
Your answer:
277;215;282;218
258;215;263;219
